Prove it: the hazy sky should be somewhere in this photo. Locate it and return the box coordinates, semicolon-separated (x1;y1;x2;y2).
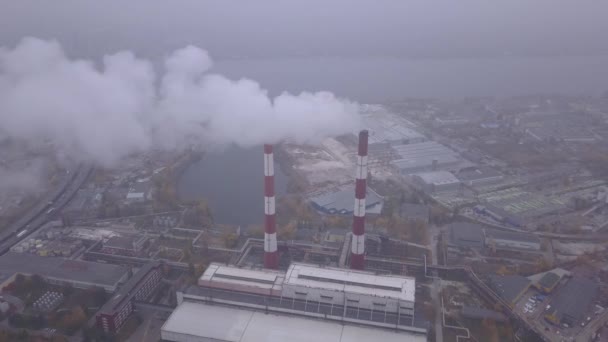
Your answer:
1;0;608;59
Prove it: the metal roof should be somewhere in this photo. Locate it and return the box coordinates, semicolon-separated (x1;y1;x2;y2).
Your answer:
199;263;285;292
548;277;598;324
449;222;485;248
485;229;540;244
161;301;427;342
391;142;462;172
414;171;460;186
284;263;415;303
0;252;128;288
488;275;531;304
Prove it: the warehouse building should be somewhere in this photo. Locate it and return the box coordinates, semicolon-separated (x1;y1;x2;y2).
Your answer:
456;167;503;186
449;222;485;249
161;301;427;342
485;229;541;251
545;277;598;326
412;171;461;193
95;261;163;333
391;142;464;174
488;274;531;307
0;252;129;292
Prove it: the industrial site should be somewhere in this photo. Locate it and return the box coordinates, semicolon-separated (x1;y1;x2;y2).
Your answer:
0;92;607;342
8;1;608;340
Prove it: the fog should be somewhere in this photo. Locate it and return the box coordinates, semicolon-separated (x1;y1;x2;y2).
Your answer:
0;38;359;167
1;0;607;60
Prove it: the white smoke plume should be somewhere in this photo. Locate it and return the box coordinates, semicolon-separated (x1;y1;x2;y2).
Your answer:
0;38;360;167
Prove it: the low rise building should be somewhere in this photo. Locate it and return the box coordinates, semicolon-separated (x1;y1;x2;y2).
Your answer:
485;229;541;251
456;167;503;187
391;142;464;174
545;277;598;326
95;261;163;334
449;222;485;249
488;274;531;307
101;235;148;256
412;171;461;193
0;252;128;292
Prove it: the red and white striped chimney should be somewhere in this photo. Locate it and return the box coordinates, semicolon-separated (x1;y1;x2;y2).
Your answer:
263;144;279;269
350;130;368;270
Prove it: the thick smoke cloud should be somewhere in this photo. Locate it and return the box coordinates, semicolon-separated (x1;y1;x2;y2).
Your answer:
0;38;360;167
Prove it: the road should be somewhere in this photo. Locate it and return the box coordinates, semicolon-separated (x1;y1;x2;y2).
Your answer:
0;164;92;255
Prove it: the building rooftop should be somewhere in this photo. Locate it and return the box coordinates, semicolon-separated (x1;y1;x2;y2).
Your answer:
284;263;415;303
485;229;541;244
449;222;485;248
0;252;128;289
548;277;598;325
199;263;285;292
391;142;462;173
456;167;503;183
161;301;426;342
537;272;561;289
309;184;383;215
103;235;142;250
488;274;531;304
414;171;460;186
99;261;161;315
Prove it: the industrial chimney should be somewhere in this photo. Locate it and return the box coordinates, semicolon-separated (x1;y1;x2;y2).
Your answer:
263;144;279;269
350;130;368;270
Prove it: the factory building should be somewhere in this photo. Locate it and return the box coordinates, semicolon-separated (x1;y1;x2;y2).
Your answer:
283;263;415;315
455;167;503;186
95;261;163;333
177;262;421;337
412;171;461;193
488;274;531;307
0;252;129;292
192;262;415;316
197;263;285;296
485;229;541;251
391;142;463;174
161;301;426;342
448;222;485;249
101;235;148;256
545;277;598;326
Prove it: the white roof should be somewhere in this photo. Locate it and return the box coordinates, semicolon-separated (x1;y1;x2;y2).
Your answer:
285;263;415;303
161;301;426;342
414;171;460;186
200;263;284;291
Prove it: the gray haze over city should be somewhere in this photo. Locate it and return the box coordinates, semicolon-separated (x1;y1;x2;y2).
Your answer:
1;2;608;342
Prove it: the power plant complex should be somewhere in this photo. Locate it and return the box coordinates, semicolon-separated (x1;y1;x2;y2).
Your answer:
159;130;427;342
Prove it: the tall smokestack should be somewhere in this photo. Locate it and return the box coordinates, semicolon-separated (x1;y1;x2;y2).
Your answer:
263;144;279;269
350;130;368;270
